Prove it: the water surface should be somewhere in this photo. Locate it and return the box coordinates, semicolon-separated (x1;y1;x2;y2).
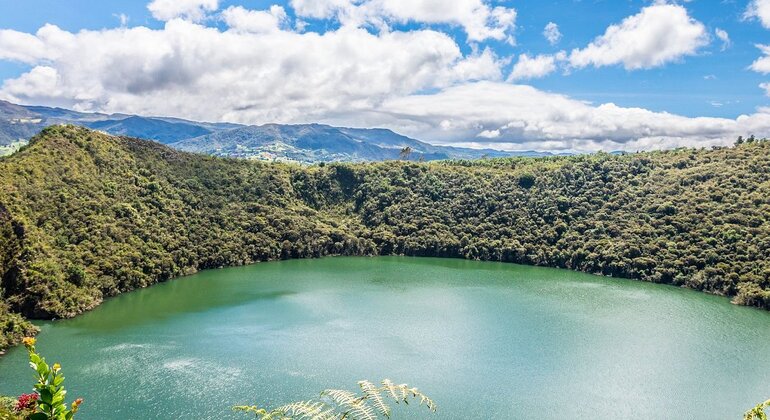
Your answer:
1;257;769;419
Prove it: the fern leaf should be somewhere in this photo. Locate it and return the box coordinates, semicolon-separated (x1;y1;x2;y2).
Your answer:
276;400;329;419
744;399;770;420
378;380;436;413
380;379;400;402
322;389;359;407
315;407;344;420
359;380;390;418
322;389;376;420
232;405;286;419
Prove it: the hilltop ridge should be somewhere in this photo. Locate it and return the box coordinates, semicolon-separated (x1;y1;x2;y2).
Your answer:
0;100;551;161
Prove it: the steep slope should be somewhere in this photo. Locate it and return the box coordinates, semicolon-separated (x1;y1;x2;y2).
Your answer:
1;126;768;351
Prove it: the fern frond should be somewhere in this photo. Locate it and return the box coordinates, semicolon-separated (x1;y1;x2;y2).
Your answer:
380;379;400;402
236;379;435;419
315;407;344;420
744;399;770;420
406;387;436;413
322;389;359;407
322;389;376;420
379;380;436;413
233;405;287;419
359;380;390;418
276;400;331;419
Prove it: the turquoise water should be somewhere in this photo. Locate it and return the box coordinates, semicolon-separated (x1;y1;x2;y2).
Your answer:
1;257;769;419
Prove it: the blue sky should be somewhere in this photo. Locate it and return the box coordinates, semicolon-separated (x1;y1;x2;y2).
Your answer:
1;0;770;151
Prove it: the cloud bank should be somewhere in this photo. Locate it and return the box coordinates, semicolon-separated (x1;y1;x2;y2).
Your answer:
0;0;767;152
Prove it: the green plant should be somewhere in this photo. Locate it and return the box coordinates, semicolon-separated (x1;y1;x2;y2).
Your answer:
745;398;770;420
22;337;83;420
0;395;23;420
234;379;436;419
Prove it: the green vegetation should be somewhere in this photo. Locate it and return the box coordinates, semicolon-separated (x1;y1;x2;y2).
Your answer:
234;379;435;419
22;337;83;420
0;395;20;419
0;125;769;350
0;302;38;354
746;399;770;420
0;338;82;420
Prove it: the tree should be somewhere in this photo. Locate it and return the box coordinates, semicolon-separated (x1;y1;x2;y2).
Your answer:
736;136;745;145
518;173;536;189
399;147;412;160
234;379;436;419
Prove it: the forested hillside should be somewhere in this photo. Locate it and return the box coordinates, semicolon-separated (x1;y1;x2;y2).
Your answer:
1;125;768;350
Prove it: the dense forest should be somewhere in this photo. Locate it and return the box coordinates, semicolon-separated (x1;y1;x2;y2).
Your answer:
0;125;768;350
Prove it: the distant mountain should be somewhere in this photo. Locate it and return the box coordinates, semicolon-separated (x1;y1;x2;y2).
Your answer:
0;100;554;161
172;123;547;162
87;116;213;144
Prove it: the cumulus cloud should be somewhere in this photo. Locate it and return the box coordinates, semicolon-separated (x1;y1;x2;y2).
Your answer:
0;14;502;123
290;0;517;43
569;3;709;70
0;29;48;64
508;53;562;81
543;22;561;46
148;0;219;22
221;5;288;33
356;82;765;152
750;44;770;74
752;45;770;96
745;0;770;29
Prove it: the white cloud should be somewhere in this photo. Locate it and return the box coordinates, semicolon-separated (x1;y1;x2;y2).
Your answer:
508;53;560;81
148;0;219;22
114;13;129;27
760;82;770;96
543;22;561;46
221;5;288;33
0;15;502;123
750;44;770;74
1;2;769;153
569;3;709;70
715;28;730;51
289;0;517;43
746;0;770;29
357;82;765;152
289;0;351;19
477;129;500;139
0;29;48;64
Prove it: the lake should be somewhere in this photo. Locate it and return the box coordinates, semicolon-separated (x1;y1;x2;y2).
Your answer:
1;257;769;419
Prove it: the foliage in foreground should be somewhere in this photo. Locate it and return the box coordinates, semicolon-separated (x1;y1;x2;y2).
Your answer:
746;399;770;420
17;337;83;420
234;379;436;419
0;126;769;348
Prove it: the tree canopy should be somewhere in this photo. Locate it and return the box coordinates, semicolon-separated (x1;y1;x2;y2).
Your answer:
0;125;768;350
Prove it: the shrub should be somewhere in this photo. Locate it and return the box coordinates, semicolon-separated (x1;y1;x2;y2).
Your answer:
21;337;83;420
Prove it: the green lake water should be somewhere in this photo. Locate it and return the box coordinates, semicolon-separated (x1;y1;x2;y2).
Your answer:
1;257;769;419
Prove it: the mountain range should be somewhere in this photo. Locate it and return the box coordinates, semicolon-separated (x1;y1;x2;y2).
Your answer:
0;100;553;162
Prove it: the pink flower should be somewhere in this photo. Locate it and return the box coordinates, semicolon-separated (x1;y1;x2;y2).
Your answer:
15;393;38;411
